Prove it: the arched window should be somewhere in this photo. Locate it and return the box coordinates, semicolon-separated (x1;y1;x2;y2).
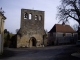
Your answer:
39;15;42;20
24;12;28;19
29;13;32;20
35;15;38;20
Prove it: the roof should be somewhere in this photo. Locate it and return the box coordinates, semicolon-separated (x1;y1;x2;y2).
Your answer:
49;24;76;33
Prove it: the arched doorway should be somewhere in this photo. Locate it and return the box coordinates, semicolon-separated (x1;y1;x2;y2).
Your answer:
29;37;36;47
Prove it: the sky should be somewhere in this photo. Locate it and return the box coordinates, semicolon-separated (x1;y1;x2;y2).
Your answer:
0;0;78;34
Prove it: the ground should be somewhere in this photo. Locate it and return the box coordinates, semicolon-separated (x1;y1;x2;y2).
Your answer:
0;45;80;60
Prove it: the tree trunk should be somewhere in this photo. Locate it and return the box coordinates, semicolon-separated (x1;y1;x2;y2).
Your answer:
78;24;80;40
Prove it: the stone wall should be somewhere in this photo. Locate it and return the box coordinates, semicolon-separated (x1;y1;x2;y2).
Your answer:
17;9;44;48
48;33;56;45
48;32;78;45
56;33;78;44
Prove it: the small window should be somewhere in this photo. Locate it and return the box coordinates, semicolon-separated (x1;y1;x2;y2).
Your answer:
35;15;38;20
24;12;28;19
39;15;42;20
29;13;32;20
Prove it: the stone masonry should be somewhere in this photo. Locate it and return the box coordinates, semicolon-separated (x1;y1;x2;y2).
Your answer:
17;9;44;48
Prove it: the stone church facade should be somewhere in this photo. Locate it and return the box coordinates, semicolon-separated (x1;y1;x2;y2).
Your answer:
17;9;44;48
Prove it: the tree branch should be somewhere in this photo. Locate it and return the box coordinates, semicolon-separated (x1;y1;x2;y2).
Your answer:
68;14;78;21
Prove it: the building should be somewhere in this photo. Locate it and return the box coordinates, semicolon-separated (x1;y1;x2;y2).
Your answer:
17;9;44;48
0;12;6;54
48;24;78;46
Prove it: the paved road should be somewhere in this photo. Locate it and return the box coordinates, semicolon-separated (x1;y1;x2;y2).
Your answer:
0;45;80;60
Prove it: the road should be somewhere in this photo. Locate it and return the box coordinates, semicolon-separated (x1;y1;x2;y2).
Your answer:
0;45;80;60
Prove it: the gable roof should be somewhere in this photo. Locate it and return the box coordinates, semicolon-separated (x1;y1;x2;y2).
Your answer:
49;24;76;33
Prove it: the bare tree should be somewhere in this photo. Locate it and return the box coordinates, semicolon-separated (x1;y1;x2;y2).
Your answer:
57;0;80;25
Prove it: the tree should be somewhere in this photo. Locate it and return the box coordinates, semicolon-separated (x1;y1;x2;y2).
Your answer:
7;32;10;40
16;29;19;34
4;29;8;34
57;0;80;25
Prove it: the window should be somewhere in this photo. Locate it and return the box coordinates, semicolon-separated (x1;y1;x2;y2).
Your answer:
35;15;38;20
39;15;42;20
24;12;28;19
29;13;32;20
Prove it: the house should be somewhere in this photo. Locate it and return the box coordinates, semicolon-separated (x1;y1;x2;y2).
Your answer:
0;11;6;54
48;24;78;46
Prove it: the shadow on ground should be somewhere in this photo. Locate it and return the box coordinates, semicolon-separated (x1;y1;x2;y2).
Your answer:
0;49;15;59
54;46;80;60
55;55;80;60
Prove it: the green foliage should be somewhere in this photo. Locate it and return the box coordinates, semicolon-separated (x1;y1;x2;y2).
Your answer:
4;32;15;47
4;33;7;40
4;33;15;40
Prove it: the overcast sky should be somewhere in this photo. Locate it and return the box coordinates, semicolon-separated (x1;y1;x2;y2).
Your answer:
0;0;78;34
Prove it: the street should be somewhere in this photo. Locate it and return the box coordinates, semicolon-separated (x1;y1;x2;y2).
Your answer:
0;45;80;60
